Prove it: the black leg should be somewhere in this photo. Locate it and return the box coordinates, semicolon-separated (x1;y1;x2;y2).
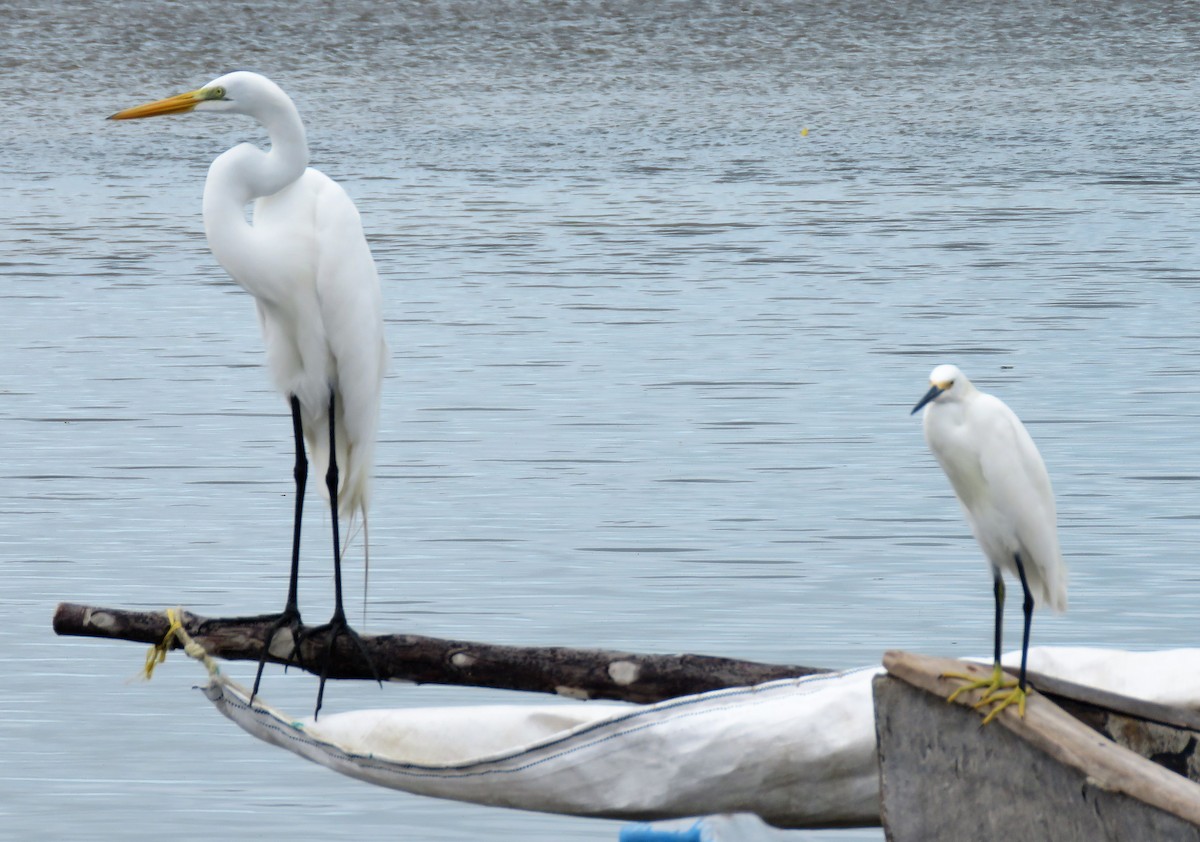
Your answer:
285;394;308;616
326;390;346;626
1013;552;1034;692
251;395;308;702
310;389;380;719
991;568;1005;669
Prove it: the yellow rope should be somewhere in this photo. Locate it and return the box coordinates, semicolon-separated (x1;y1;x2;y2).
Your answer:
142;607;220;680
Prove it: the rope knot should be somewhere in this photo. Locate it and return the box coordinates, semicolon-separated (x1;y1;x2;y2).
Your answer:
142;608;220;680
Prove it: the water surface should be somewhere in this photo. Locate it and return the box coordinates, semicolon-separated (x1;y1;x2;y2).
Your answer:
5;2;1200;839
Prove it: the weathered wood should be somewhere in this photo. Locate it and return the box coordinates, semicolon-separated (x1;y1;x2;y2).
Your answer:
52;602;828;704
875;651;1200;842
1029;668;1200;733
1029;670;1200;784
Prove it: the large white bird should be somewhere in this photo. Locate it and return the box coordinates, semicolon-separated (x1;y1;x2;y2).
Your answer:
912;364;1066;721
110;71;386;716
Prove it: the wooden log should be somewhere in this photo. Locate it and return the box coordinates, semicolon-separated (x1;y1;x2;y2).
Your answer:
874;651;1200;841
52;602;828;705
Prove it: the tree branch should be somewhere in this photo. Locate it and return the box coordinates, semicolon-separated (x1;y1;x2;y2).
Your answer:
53;602;829;704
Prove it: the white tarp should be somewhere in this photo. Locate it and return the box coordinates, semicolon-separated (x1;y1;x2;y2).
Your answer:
199;648;1200;829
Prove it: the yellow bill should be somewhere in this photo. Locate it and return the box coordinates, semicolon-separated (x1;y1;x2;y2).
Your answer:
108;89;205;120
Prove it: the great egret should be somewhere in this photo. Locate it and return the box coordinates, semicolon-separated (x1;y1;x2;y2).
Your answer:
911;364;1066;722
110;71;387;716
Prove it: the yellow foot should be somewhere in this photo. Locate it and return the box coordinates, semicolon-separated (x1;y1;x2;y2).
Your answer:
977;684;1027;725
944;662;1011;705
943;663;1027;723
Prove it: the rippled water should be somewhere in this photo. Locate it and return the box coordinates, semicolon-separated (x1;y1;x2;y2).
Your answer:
6;1;1200;839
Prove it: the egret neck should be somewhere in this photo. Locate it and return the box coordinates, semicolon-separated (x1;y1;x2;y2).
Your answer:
202;95;309;290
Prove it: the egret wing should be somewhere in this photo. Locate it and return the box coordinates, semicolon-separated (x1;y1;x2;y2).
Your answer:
974;396;1066;611
311;171;387;522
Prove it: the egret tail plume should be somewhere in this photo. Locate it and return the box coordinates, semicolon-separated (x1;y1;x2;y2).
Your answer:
362;512;370;626
334;505;371;626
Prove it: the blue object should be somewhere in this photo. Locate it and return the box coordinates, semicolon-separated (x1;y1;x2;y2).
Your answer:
618;820;704;842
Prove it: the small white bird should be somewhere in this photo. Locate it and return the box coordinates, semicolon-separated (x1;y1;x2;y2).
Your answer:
110;72;387;717
912;364;1066;721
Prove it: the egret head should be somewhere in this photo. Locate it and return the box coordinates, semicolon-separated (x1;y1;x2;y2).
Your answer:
911;364;970;415
108;71;286;121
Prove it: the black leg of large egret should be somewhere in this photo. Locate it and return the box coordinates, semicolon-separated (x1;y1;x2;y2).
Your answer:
251;395;308;702
1013;552;1034;693
311;390;380;720
285;394;307;622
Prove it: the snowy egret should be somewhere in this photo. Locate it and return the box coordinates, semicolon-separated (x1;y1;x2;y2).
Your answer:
110;72;387;717
912;364;1066;722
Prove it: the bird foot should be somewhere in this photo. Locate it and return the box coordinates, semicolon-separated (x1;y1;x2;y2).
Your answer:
249;607;306;703
976;683;1028;724
943;662;1026;724
940;666;1027;724
298;614;382;720
943;662;1009;703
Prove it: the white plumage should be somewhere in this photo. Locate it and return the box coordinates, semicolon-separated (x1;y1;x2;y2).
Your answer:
198;72;386;527
918;364;1066;613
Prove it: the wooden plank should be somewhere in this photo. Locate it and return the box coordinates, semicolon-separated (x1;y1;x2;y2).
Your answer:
1032;673;1200;784
942;665;1200;784
876;651;1200;841
1028;669;1200;733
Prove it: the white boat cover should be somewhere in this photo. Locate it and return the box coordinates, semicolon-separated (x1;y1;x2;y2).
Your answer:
194;647;1200;829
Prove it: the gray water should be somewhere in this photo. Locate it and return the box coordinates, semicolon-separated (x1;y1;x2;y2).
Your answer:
6;0;1200;839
